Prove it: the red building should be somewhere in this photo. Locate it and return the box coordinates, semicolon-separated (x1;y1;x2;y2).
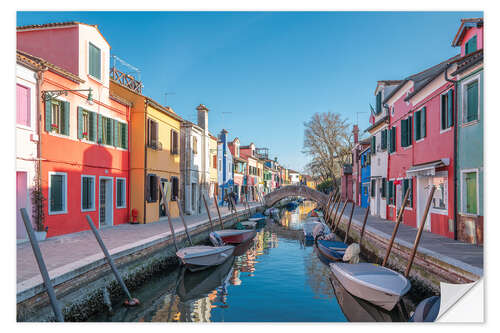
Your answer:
17;22;131;237
384;56;459;238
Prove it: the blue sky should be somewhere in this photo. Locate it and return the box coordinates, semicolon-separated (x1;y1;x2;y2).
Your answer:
17;11;482;172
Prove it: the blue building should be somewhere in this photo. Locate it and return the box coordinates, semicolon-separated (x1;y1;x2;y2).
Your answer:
360;147;371;208
217;129;234;204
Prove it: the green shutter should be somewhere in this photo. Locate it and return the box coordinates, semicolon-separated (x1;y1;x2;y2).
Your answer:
408;116;412;146
62;101;70;136
421;107;426;138
78;107;83;139
414;111;420;141
381;178;386;198
82;177;88;209
50;174;63;212
45;98;52;132
401;119;406;147
89;43;101;80
467;81;478;122
376;92;382;114
441;95;446;130
465;173;477;214
98;114;102;143
113;119;118;147
447;90;454;127
90;112;97;142
123;123;128;149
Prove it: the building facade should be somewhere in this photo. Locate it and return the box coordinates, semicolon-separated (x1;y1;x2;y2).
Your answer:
217;129;234;203
360;146;371;208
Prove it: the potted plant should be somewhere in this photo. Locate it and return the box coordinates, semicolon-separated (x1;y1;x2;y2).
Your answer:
31;171;48;241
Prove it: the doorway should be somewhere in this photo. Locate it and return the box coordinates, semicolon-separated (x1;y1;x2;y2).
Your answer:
417;176;432;231
99;177;114;227
16;171;29;240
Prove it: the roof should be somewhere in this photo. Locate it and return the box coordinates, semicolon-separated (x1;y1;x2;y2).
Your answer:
17;21;111;48
375;80;403;95
452;18;483;47
383;54;460;104
364;115;389;133
450;49;483;76
16;50;84;83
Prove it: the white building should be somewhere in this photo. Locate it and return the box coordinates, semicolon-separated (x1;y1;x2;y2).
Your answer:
367;80;402;219
288;170;301;185
180;104;211;215
16;55;40;242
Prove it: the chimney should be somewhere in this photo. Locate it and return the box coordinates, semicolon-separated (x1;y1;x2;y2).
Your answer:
353;125;359;144
196;104;209;130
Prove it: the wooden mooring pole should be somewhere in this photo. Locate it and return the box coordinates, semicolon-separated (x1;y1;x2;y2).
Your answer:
329;193;340;225
324;191;334;221
214;196;224;230
175;199;193;246
344;201;356;243
159;185;179;252
382;187;411;267
405;186;436;277
202;194;214;232
20;208;64;322
230;196;240;222
330;194;342;227
359;204;370;246
86;215;139;307
333;200;348;233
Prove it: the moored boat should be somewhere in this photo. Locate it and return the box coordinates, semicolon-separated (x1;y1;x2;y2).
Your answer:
248;212;266;222
316;239;348;261
210;229;257;245
176;245;235;272
329;262;411;311
303;220;321;241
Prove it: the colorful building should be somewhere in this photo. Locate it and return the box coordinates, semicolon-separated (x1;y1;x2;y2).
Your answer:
17;22;131;236
228;137;245;202
217;129;234;203
360;146;371;208
110;79;182;224
240;143;259;201
209;133;219;203
452;18;484;244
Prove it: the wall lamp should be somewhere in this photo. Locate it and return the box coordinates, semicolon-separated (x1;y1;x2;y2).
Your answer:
42;88;93;103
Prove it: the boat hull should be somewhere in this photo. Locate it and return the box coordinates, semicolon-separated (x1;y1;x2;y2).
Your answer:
330;262;411;311
177;245;235;272
217;229;257;244
316;239;347;262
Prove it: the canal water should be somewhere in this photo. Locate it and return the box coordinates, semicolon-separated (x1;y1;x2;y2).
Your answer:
89;201;407;322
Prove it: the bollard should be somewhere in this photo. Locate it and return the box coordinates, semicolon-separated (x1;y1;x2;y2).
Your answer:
85;215;139;307
20;208;64;321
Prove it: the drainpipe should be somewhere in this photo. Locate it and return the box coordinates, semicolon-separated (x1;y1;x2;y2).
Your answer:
36;67;46;230
143;101;148;224
127;104;131;224
445;63;458;240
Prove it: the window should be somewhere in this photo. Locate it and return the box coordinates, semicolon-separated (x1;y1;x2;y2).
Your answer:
89;42;101;80
147;118;159;149
81;175;95;211
400;117;412;147
389;127;396;153
381;129;387;150
376;91;382;114
170;176;179;201
440;90;454;131
402;178;413;208
45;99;69;135
116;122;128;149
170;130;179;154
465;35;477;55
193;137;198;154
17;84;30;127
98;116;114;146
465;80;479;123
191;183;197;211
78;107;98;142
388;180;395;205
432;173;448;211
116;178;126;208
49;172;67;214
371;179;376;197
146;174;158;203
371;136;376;155
414;107;427;140
463;171;478;215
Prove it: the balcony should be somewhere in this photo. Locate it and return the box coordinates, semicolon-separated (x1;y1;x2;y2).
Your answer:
110;67;143;94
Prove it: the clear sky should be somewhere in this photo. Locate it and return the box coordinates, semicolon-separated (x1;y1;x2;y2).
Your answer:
17;11;482;172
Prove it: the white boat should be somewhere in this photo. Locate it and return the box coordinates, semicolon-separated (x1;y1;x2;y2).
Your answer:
303;220;321;240
209;229;257;244
329;262;411;311
176;243;235;272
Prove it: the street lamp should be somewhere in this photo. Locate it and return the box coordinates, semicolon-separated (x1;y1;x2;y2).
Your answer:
42;88;93;104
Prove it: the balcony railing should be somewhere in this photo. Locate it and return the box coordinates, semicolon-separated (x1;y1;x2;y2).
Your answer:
110;67;143;94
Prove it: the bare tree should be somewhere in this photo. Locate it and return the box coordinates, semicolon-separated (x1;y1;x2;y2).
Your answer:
302;112;353;187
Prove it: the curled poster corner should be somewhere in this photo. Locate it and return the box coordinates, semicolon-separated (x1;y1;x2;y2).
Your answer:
436;279;484;322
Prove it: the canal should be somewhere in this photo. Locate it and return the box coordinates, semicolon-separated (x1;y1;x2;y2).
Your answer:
89;201;408;322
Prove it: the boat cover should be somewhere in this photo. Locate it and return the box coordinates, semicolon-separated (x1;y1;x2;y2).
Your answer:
176;245;234;260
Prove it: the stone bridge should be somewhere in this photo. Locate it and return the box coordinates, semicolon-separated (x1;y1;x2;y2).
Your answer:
263;185;329;207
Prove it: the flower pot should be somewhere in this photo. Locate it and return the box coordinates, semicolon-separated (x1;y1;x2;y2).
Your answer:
34;231;47;242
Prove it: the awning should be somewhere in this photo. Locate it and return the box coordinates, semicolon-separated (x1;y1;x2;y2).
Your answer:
406;158;450;177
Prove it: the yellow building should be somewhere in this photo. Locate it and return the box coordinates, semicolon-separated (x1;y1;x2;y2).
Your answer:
110;79;182;223
209;133;219;199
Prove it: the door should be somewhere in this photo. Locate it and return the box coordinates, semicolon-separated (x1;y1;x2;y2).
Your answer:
191;183;197;214
16;171;29;240
99;178;113;227
376;179;381;217
159;179;170;217
417;176;432;231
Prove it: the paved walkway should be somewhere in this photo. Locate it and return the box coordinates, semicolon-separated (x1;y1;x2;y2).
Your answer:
335;205;483;274
17;202;261;298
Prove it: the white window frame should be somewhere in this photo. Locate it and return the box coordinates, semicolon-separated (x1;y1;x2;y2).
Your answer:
48;171;68;215
81;175;96;212
461;73;481;126
88;41;103;83
116;177;127;209
461;168;480;216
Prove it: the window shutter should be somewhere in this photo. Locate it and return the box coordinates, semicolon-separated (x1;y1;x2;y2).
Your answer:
90;112;97;142
98;114;102;143
381;178;386;198
45;98;52;132
447;90;454;127
170;129;173;153
152;175;158;202
376;92;381;114
400;119;406;147
62;101;70;136
78;107;83;139
421;107;426;138
441;95;446;130
414;111;419;141
407;116;412;146
113;119;118;147
467;81;479;121
371;179;375;197
123;123;128;149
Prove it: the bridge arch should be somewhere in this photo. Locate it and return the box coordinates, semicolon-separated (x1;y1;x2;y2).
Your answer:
263;185;329;207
